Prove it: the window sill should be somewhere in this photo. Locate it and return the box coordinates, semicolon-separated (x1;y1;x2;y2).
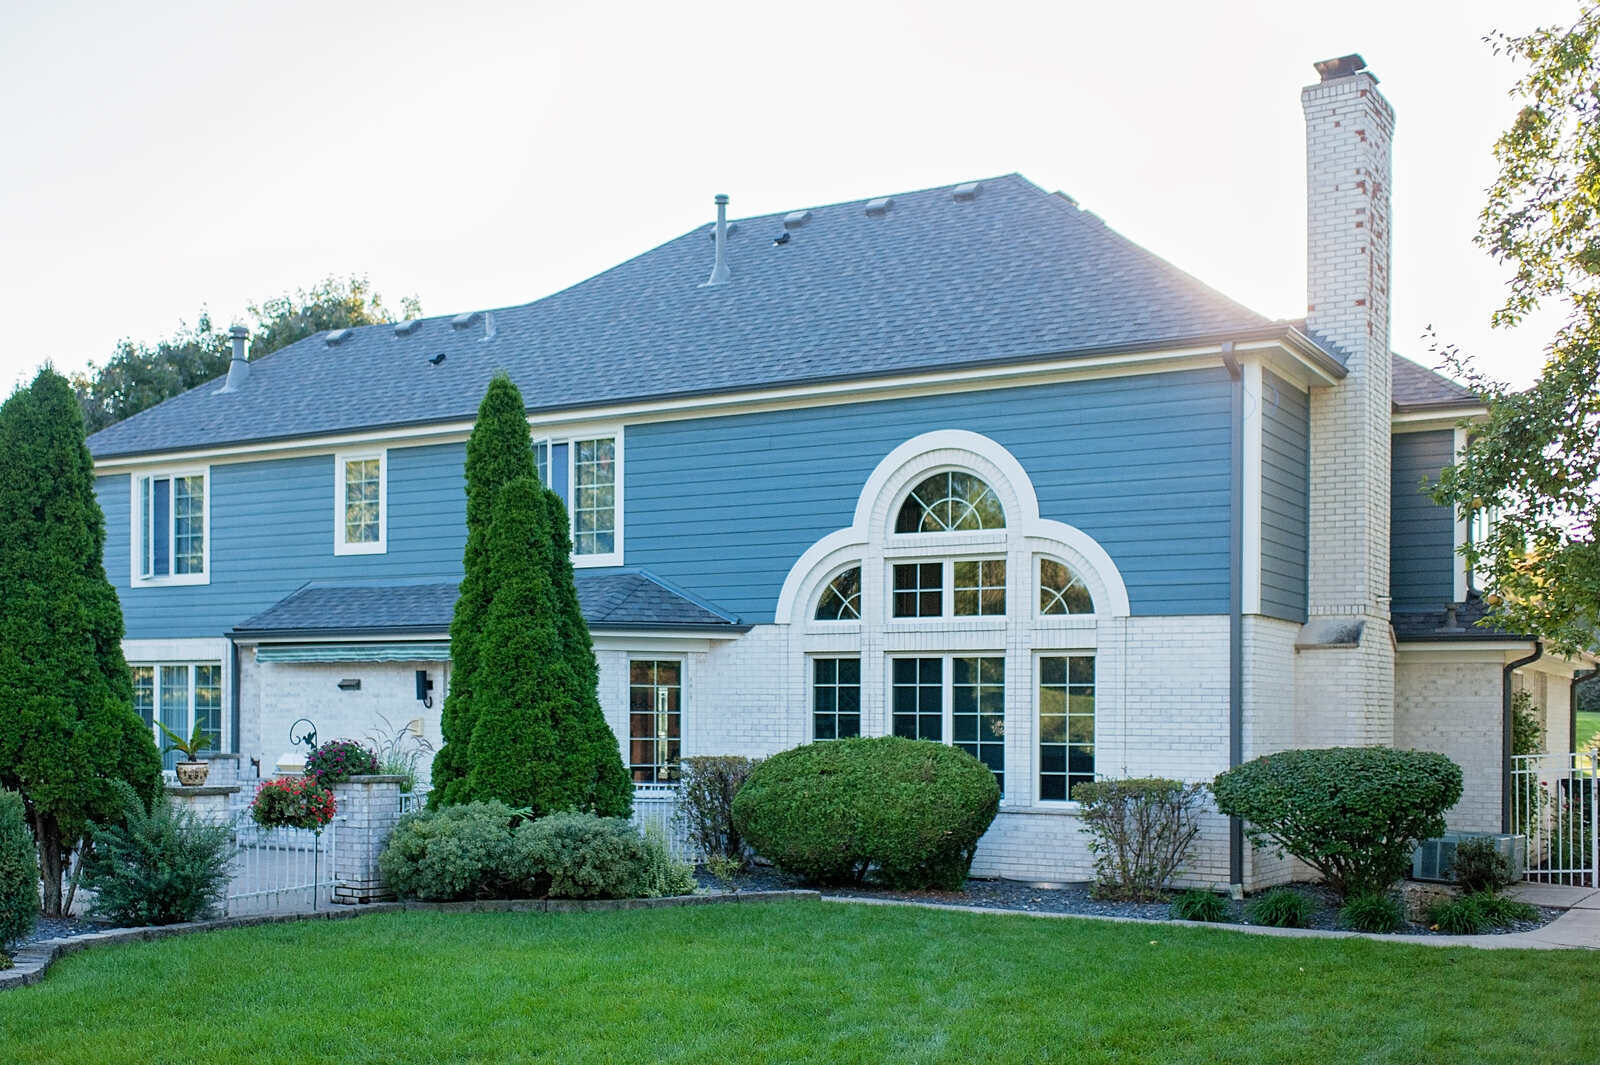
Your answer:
334;540;387;557
574;552;624;569
998;802;1084;817
130;573;210;589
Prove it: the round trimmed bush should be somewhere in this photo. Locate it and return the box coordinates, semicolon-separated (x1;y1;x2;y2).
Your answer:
1212;747;1463;899
378;801;518;901
512;812;655;899
0;789;37;950
731;736;1000;890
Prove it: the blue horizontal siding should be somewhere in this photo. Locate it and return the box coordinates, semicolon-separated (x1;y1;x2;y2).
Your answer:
102;368;1235;639
1390;430;1456;610
624;368;1233;622
1259;371;1308;622
103;443;468;638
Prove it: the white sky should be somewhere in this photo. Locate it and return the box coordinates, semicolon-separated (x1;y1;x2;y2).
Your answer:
0;0;1574;393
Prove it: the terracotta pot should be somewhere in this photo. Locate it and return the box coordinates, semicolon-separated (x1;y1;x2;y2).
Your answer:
174;761;210;787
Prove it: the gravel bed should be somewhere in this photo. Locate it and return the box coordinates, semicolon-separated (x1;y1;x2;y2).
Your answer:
694;868;1561;936
9;916;106;952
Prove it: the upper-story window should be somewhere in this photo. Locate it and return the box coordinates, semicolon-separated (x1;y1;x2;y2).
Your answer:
132;468;209;586
890;559;1006;619
334;450;386;555
894;471;1005;533
815;567;862;620
1039;558;1094;615
533;431;623;566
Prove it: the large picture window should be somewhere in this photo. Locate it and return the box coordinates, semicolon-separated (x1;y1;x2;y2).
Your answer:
334;451;386;555
134;470;208;584
1038;655;1095;801
891;655;1004;786
628;659;680;785
132;662;222;770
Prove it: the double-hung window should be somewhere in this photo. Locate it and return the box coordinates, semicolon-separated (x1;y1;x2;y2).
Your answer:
533;431;623;565
132;662;222;770
334;450;386;555
133;470;209;585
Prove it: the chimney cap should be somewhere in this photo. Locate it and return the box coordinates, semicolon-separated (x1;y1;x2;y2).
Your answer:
1313;54;1368;82
228;324;249;339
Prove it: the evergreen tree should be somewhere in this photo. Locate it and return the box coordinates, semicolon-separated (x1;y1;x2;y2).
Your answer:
466;478;576;810
0;370;162;917
540;488;632;817
430;375;536;807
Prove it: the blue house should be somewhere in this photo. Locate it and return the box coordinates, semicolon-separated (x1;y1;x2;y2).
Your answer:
86;56;1586;888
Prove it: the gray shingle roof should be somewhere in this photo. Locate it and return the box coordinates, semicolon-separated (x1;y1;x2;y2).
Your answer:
1391;595;1519;643
231;571;744;637
87;174;1275;459
1393;354;1479;411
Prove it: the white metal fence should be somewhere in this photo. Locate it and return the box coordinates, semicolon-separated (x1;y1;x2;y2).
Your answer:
1510;750;1598;887
224;809;341;915
632;786;698;861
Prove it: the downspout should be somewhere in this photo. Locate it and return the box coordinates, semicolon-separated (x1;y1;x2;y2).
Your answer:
1222;342;1245;890
1502;641;1542;833
227;634;241;755
1570;666;1599;754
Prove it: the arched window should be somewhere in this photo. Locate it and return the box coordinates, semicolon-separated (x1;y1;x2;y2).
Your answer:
894;471;1006;533
814;566;862;620
1039;558;1094;615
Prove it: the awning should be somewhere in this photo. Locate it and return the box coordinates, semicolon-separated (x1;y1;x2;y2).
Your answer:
254;642;451;664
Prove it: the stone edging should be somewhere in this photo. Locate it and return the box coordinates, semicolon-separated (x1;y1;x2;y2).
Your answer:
0;890;818;992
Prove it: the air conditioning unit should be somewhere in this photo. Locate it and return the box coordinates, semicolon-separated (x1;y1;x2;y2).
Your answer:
1411;832;1526;883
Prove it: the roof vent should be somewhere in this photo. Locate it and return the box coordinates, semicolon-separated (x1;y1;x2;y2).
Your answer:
701;193;732;287
325;328;353;346
480;310;496;341
783;209;812;230
394;319;421;336
451;311;480;330
219;325;250;394
864;196;893;217
952;181;982;202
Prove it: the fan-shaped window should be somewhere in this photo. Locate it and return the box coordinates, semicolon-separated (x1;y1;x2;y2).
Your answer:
1039;558;1094;615
815;566;862;620
894;471;1005;533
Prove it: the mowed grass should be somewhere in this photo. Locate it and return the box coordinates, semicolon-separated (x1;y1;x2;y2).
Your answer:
1;900;1595;1065
1575;709;1600;748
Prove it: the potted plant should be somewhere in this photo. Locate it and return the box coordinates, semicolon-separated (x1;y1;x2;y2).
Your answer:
157;722;212;786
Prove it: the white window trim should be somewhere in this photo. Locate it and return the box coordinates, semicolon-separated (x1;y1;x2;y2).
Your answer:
885;555;1010;624
129;466;211;588
130;659;227;758
806;653;864;743
535;426;624;569
333;449;388;556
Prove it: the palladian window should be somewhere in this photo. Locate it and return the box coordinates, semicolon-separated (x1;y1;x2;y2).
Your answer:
1039;558;1094;615
894;472;1005;533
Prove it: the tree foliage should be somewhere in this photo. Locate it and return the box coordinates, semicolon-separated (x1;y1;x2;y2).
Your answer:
72;275;421;433
431;376;630;817
1434;5;1600;654
430;376;537;807
0;369;162;917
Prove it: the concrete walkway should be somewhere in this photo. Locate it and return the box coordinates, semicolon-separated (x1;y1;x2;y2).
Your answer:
822;883;1600;950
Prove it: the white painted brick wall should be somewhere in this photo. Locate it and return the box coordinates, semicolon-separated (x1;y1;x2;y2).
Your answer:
1394;653;1502;833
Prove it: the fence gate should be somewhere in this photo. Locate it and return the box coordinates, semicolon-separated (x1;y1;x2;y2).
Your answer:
1510;750;1598;887
224;810;341;916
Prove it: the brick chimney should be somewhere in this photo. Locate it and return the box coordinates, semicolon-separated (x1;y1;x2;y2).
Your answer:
1296;54;1396;747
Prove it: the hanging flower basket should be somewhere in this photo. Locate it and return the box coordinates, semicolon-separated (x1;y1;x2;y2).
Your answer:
251;776;337;831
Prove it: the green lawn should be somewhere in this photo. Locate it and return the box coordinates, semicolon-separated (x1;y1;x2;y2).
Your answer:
1575;710;1600;748
0;901;1594;1064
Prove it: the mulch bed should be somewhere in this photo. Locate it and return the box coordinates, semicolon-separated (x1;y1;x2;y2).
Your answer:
695;868;1561;936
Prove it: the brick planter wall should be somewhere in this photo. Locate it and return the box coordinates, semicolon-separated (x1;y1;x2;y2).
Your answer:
331;775;404;904
166;783;240;824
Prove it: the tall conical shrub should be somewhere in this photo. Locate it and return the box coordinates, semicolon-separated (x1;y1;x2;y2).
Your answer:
541;488;632;817
430;375;536;807
0;369;162;916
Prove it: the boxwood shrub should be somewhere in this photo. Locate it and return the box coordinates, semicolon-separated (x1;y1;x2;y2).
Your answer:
378;801;519;901
512;812;651;899
731;736;1000;889
1212;747;1462;899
